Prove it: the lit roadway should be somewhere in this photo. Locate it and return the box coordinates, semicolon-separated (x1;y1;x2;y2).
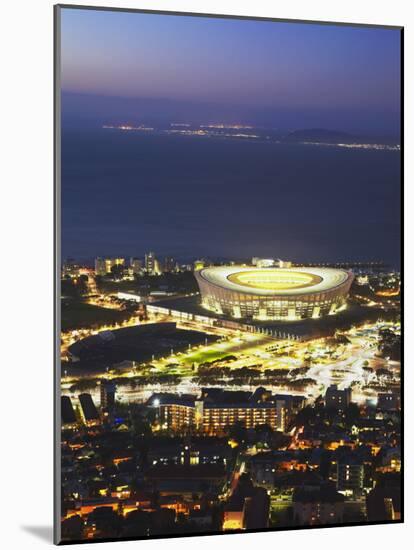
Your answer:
61;311;400;411
305;323;399;404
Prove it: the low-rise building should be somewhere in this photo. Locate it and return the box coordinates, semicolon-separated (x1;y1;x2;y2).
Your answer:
336;458;364;496
223;475;270;531
156;389;300;435
325;385;352;412
147;438;232;466
377;392;400;412
293;486;345;526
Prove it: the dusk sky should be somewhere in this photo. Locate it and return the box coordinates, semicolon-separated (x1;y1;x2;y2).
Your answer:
60;8;401;135
60;8;401;264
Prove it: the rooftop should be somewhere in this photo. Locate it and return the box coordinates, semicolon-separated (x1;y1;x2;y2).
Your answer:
197;266;351;297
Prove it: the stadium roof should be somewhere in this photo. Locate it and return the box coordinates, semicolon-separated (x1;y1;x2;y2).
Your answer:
197;266;351;296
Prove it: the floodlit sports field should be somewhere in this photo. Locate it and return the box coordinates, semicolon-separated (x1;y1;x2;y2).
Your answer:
227;269;323;290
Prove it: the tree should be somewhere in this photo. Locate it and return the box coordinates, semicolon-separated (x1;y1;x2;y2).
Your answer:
228;421;247;443
61;515;83;540
87;507;122;538
110;264;125;279
344;402;361;426
69;379;98;393
291;405;316;429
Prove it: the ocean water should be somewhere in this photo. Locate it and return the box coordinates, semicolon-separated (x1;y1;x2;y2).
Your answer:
61;129;401;265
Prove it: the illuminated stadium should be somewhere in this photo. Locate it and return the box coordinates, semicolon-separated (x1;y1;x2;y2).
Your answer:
194;266;354;321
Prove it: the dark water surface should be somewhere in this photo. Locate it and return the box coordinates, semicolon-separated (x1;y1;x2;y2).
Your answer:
61;129;401;265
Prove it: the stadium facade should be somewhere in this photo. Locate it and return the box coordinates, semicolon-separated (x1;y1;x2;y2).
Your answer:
194;266;354;321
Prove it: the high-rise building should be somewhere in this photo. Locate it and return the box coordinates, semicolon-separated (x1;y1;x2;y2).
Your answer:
94;257;125;276
94;257;106;276
251;257;291;269
145;252;160;274
130;257;143;275
106;258;125;274
61;396;77;428
256;258;276;268
100;380;116;411
164;257;176;272
275;399;288;432
250;394;304;432
78;393;101;426
278;259;292;268
145;251;155;273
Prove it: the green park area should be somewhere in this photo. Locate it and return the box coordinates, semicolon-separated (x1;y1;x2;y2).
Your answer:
61;299;132;331
183;347;234;365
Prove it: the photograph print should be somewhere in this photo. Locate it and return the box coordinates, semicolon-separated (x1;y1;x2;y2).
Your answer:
55;5;402;544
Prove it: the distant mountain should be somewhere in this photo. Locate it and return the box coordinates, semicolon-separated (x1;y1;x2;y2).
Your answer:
282;128;356;144
282;128;399;146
